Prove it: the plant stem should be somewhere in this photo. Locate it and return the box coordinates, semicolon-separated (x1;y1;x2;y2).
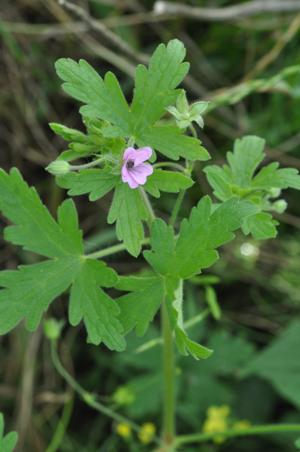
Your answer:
50;340;161;443
153;162;186;172
69;157;104;171
134;308;210;354
161;299;176;447
85;237;150;259
169;125;198;227
170;190;186;227
46;396;74;452
139;187;156;224
175;423;300;446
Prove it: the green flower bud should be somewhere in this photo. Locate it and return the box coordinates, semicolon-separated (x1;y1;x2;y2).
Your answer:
273;199;287;214
269;187;281;198
112;386;135;406
46;160;70;176
44;318;63;340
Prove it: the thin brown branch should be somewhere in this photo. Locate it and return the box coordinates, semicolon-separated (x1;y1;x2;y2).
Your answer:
58;0;149;63
153;1;300;22
243;13;300;80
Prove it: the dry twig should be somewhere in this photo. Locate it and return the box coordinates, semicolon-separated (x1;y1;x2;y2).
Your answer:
153;1;300;21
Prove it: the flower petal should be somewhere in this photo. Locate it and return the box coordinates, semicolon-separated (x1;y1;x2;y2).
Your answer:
130;163;153;186
134;147;153;166
121;164;130;182
122;163;139;188
126;173;140;189
123;147;138;162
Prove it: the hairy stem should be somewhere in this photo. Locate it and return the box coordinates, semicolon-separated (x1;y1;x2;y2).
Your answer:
139;187;156;224
153;162;186;172
69;157;104;171
170;190;186;226
85;241;149;260
161;300;176;447
169;124;198;227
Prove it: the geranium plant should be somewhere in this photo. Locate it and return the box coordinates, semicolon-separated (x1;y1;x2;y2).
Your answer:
1;39;300;450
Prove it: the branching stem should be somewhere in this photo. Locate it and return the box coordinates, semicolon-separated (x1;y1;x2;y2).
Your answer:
175;423;300;446
50;340;161;444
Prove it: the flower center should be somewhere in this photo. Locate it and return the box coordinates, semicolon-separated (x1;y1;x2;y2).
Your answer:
126;160;135;169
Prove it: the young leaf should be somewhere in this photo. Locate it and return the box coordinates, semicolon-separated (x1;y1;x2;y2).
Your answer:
116;276;164;336
131;39;189;135
144;169;194;198
139;125;210;161
55;59;131;135
108;183;148;257
205;135;300;196
70;259;125;351
242;212;278;239
57;169;119;201
252;163;300;190
0;413;18;452
227;136;265;187
204;135;300;239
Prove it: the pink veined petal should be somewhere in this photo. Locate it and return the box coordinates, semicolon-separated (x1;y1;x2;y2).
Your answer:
123;147;138;162
121;164;130;183
139;162;153;177
126;172;140;189
122;163;140;188
133;147;153;166
129;163;153;186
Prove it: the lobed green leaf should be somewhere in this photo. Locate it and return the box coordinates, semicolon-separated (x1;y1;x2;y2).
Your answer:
55;59;131;134
108;183;148;257
57;169;119;201
145;169;194;198
131;39;189;135
139;125;210;161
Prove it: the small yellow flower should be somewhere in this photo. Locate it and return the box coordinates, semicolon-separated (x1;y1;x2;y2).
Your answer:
207;405;230;419
138;422;156;445
116;422;132;440
202;405;231;444
233;420;251;430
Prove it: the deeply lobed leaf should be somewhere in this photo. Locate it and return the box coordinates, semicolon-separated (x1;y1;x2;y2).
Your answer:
0;170;125;350
55;59;131;135
0;169;83;258
131;39;190;134
204;135;300;239
108;183;148;257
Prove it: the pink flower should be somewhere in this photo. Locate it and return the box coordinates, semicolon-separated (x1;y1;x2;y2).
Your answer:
121;147;153;189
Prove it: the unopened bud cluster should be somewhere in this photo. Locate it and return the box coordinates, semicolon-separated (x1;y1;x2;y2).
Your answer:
167;91;208;129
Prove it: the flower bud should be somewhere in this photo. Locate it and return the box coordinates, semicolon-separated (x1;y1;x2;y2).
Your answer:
269;187;281;198
46;160;70;176
44;318;63;340
273;199;287;214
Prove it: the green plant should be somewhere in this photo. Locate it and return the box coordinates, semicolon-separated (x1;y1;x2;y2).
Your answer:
1;39;300;451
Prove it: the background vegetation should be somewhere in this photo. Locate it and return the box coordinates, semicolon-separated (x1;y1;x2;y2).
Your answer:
1;1;300;451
